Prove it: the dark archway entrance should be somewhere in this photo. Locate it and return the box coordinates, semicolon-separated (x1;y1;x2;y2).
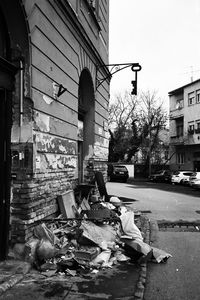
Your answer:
0;9;17;260
78;69;95;182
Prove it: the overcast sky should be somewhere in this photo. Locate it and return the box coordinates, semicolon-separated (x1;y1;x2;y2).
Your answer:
109;0;200;110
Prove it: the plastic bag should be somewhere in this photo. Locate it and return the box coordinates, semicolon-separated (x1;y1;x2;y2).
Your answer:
36;239;56;261
120;211;143;241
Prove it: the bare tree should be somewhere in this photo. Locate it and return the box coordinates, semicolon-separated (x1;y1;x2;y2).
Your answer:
108;90;137;129
134;90;168;174
108;89;168;164
108;91;138;162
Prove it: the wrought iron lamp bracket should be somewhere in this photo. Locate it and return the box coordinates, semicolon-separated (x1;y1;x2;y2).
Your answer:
96;62;142;91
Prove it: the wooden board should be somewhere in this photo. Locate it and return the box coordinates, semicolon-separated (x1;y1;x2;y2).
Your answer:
57;190;77;218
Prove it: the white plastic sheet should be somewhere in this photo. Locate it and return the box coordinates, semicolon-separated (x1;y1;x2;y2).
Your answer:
119;210;172;263
120;211;143;241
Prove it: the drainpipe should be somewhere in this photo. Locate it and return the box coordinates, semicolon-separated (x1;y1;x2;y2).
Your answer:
19;60;23;142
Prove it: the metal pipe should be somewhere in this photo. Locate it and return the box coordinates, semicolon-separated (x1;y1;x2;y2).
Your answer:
19;60;23;128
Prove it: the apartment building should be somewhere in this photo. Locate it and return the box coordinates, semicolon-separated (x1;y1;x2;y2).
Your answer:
0;0;110;259
169;79;200;171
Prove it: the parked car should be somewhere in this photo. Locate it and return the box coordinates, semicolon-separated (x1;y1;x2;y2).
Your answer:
171;171;194;185
188;172;200;188
107;164;129;182
149;170;172;183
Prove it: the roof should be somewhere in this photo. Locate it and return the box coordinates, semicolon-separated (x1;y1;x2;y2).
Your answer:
168;78;200;96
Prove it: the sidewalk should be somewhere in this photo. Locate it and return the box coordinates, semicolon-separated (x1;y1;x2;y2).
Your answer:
0;214;152;300
0;260;31;296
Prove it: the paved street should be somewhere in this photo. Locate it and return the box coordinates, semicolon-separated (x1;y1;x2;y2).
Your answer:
107;179;200;300
144;231;200;300
107;179;200;221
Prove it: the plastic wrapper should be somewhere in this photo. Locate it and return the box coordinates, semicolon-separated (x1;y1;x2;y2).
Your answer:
36;239;56;261
120;211;143;241
151;246;172;263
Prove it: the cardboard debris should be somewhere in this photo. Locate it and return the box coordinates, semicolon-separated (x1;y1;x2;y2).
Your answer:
74;246;100;261
91;249;111;266
80;221;118;249
80;198;91;211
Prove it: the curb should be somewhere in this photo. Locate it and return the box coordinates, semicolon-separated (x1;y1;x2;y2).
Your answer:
0;262;31;297
133;215;151;300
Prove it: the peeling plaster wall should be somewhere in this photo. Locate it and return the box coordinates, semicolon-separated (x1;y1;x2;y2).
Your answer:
9;0;110;243
35;153;77;172
34;132;76;155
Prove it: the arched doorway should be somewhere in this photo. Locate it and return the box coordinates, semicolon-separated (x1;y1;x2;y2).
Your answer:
0;8;17;260
78;68;95;182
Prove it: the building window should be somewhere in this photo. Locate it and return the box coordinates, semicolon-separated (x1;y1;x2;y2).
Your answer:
188;123;194;134
188;92;195;106
195;120;200;133
196;90;200;104
177;124;183;137
177;153;185;164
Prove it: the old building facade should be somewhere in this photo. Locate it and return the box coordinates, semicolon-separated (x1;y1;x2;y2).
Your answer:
0;0;110;259
169;79;200;171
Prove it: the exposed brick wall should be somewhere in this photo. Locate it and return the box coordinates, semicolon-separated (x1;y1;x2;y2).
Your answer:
11;160;108;244
10;172;76;244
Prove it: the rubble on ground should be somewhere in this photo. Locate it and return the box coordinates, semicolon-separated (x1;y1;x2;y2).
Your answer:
13;181;172;278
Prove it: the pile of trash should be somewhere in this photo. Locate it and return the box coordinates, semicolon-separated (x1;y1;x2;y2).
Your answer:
20;190;171;277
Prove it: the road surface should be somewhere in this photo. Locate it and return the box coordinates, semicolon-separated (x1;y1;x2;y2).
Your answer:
107;179;200;300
